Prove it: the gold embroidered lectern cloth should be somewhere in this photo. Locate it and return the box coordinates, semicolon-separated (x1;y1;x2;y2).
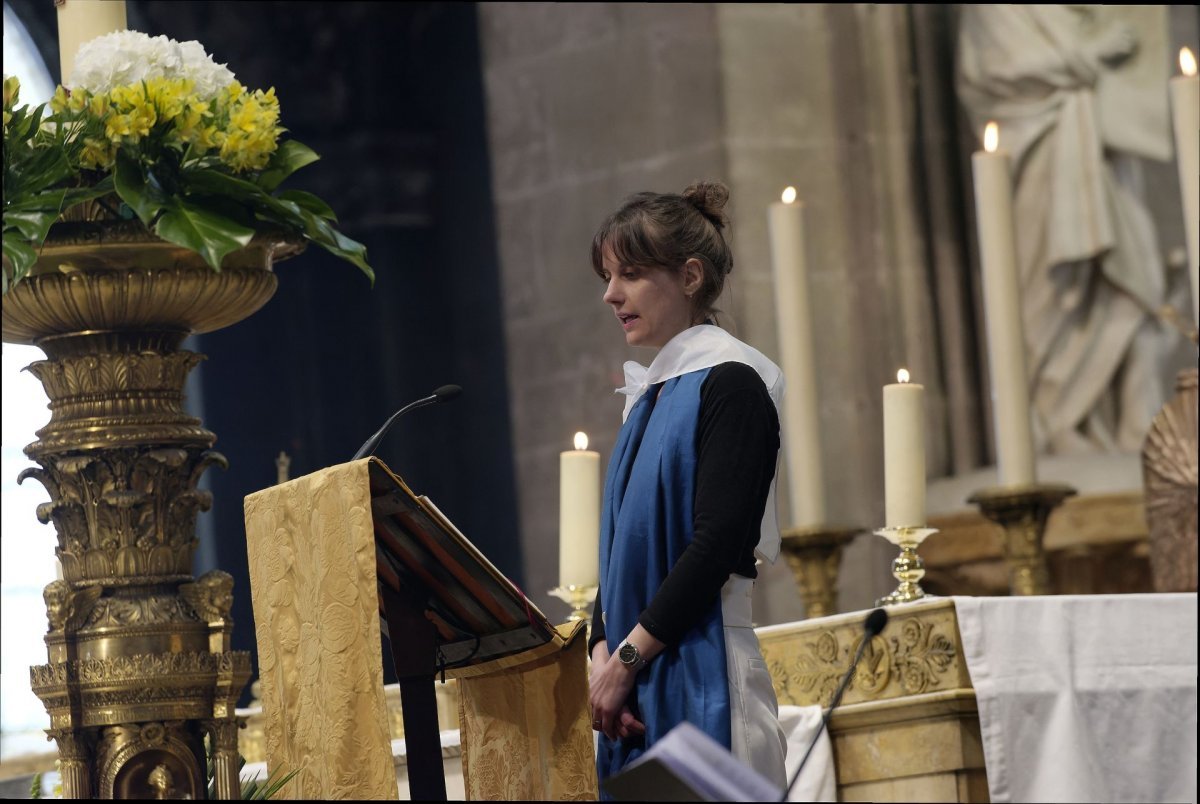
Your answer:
455;622;598;801
244;460;395;800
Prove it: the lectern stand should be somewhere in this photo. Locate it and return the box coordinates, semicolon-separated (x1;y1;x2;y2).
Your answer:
366;458;565;800
245;458;577;801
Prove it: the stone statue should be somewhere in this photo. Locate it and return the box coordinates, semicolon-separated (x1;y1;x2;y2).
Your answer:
957;5;1174;455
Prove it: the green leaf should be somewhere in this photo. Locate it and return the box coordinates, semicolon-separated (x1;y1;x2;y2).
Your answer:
256;140;320;192
4;201;64;243
3;231;38;289
301;211;374;282
276;189;337;222
9;145;72;197
153;197;256;271
114;150;167;226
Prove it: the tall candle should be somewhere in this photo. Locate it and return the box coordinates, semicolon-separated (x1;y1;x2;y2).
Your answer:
883;370;925;529
768;187;826;527
971;122;1037;487
57;0;127;85
1170;47;1199;327
559;431;600;588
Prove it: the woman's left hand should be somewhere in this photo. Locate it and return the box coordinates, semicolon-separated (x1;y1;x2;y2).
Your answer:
589;652;643;741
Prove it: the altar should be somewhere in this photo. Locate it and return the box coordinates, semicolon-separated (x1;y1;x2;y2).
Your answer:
758;594;1198;803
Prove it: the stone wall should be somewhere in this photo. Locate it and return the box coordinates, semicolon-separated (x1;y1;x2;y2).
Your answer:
478;3;732;618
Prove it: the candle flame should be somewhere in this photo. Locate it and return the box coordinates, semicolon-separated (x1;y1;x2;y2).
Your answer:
983;122;999;153
1182;47;1197;77
574;431;589;451
781;186;797;204
897;368;910;384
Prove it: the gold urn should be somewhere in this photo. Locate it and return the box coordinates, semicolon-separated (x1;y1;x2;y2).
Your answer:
3;218;302;798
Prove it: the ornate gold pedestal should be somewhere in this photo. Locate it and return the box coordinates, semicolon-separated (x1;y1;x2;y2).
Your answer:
3;221;300;798
758;598;985;802
967;484;1076;596
780;526;861;619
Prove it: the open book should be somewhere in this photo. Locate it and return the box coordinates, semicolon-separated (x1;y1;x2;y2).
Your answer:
601;721;781;802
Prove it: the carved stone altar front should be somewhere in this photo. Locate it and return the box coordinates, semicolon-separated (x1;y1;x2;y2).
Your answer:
757;599;986;802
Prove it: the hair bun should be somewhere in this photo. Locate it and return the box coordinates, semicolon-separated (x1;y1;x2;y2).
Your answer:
682;181;730;231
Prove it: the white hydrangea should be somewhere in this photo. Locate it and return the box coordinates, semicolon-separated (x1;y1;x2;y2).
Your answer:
67;30;235;100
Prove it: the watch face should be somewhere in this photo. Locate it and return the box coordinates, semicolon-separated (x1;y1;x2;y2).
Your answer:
618;642;638;664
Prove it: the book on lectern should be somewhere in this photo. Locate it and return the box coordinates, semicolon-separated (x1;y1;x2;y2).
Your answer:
601;721;782;802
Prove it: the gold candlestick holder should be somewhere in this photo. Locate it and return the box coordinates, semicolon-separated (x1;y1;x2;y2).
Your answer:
780;526;862;619
968;483;1076;596
548;584;598;623
875;526;939;606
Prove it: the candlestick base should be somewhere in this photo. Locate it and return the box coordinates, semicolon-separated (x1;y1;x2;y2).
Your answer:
967;483;1076;596
548;584;598;624
780;526;863;619
874;527;939;606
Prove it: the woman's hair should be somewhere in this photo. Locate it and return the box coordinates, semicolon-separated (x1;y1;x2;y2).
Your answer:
591;181;733;322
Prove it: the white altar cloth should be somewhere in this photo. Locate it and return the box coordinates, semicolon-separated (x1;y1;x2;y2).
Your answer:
953;593;1197;803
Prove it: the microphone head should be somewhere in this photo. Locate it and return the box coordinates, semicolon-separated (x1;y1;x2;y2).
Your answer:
864;608;889;637
433;384;463;402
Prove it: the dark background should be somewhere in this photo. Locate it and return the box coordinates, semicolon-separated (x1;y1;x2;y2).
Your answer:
9;0;523;701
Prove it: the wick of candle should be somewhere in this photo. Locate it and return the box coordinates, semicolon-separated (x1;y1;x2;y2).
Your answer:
574;432;588;451
896;368;910;384
781;186;797;204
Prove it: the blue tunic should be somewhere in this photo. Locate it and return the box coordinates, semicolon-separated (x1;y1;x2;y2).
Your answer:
596;368;731;784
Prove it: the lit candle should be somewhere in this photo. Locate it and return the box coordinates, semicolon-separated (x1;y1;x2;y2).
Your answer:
883;370;925;529
768;186;826;527
559;431;600;588
971;121;1037;486
1170;47;1199;326
56;0;127;85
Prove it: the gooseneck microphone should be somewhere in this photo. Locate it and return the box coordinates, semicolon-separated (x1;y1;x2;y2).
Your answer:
351;384;463;461
780;608;889;801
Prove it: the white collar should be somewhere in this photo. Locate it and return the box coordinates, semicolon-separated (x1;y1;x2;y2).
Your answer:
613;324;785;563
616;324;785;422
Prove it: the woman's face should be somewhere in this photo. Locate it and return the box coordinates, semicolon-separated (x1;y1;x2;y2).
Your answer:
600;243;697;349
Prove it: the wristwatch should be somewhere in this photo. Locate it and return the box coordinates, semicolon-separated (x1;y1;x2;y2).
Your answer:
616;639;648;673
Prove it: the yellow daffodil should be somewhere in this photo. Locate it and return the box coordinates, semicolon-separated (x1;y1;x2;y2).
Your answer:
2;75;19;108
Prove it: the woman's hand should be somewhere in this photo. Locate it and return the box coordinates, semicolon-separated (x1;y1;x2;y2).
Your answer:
589;644;646;741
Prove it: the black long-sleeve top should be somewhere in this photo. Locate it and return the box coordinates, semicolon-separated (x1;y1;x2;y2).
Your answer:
588;361;780;654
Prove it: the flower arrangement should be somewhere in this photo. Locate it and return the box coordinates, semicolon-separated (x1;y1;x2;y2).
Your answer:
2;31;372;294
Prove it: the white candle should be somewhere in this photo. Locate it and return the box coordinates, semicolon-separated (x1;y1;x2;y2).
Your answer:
559;431;600;588
971;122;1037;487
768;187;826;527
883;369;925;529
56;0;127;85
1170;47;1199;327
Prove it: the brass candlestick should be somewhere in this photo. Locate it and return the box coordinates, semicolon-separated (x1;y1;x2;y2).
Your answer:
968;483;1077;596
875;526;939;606
548;584;598;624
780;526;862;619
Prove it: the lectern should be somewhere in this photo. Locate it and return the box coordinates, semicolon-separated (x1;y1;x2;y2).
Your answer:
244;458;588;800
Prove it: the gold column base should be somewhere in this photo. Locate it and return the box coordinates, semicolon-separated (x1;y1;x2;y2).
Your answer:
548;585;598;624
875;527;939;606
780;526;862;619
968;483;1077;596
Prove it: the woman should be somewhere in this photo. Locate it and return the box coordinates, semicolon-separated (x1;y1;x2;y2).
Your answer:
587;181;788;791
